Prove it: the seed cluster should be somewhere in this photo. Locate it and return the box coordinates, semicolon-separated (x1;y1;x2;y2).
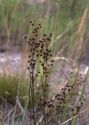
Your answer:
55;69;86;118
25;21;55;123
26;21;54;79
41;68;86;122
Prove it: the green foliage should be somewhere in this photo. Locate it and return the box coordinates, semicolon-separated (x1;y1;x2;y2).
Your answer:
0;0;88;45
0;75;29;104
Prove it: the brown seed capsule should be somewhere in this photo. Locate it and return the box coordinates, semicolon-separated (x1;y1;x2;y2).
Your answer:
68;87;71;91
37;54;39;57
28;61;30;63
35;34;38;37
37;27;39;30
50;33;52;37
38;24;42;28
50;54;52;57
24;36;27;39
51;60;54;63
63;91;65;95
27;67;30;69
71;109;74;112
47;37;51;41
41;63;44;67
39;61;42;63
30;21;32;24
32;23;34;26
40;54;43;56
43;34;46;37
47;104;53;108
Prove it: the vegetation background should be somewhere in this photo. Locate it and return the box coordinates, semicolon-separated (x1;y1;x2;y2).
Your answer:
0;0;89;55
0;0;89;125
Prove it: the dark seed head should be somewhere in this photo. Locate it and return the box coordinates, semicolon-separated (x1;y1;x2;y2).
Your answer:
24;36;27;39
30;21;32;24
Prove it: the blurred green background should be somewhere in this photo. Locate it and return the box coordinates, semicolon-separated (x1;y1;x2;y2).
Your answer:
0;0;89;58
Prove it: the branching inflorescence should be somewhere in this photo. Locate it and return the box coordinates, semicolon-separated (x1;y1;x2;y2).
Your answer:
24;21;54;124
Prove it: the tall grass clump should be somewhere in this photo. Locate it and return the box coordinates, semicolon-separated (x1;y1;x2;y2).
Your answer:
24;21;54;124
0;21;88;125
19;21;88;125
